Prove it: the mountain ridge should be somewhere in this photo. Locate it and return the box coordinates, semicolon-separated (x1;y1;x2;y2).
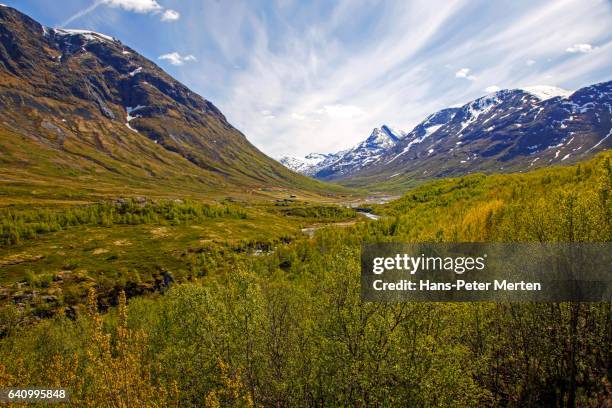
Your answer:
281;81;611;188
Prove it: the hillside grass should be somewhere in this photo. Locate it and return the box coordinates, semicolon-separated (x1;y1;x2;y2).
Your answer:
0;124;358;205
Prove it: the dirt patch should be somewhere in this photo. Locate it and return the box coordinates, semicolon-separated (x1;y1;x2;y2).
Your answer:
150;227;170;238
0;253;44;267
113;239;131;246
92;248;109;255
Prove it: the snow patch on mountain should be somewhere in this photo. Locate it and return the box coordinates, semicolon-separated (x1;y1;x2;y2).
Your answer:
53;28;116;43
520;85;571;101
424;124;443;138
387;125;439;164
125;105;145;132
459;94;503;133
587;133;609;152
129;67;143;77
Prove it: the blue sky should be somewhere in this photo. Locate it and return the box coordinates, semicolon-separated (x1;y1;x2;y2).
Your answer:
5;0;612;158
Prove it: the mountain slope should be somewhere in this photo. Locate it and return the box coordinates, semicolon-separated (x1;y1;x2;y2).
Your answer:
0;5;344;201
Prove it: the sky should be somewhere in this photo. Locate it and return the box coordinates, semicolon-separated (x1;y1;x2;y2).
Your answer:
4;0;612;158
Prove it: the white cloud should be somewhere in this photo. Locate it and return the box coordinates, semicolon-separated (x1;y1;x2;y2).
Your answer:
160;9;180;22
565;43;594;53
322;104;365;119
485;85;501;93
291;113;306;121
158;52;197;66
101;0;162;13
455;67;476;81
62;0;178;26
526;59;536;66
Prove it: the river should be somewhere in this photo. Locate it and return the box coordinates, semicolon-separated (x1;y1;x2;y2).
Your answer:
358;211;381;220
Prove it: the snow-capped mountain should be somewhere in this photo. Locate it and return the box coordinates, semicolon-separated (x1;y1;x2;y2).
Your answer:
352;81;611;184
315;125;405;178
280;125;405;178
279;81;611;185
279;153;339;176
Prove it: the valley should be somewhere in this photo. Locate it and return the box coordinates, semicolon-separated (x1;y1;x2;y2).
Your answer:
0;3;609;407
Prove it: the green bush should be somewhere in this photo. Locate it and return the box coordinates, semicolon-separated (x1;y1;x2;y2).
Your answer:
0;199;248;247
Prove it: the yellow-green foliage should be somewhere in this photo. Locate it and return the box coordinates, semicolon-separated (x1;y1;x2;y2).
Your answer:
0;289;180;407
0;153;610;406
372;153;611;242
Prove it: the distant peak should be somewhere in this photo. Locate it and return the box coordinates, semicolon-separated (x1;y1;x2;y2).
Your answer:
368;127;395;141
370;127;386;136
519;85;571;101
358;126;401;151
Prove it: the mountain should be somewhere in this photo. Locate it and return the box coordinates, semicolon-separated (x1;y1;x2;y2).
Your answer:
281;125;405;179
0;5;341;200
279;153;338;176
282;81;611;189
315;125;404;179
352;82;611;187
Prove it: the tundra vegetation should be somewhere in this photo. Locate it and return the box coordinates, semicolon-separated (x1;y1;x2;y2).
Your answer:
0;152;610;407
